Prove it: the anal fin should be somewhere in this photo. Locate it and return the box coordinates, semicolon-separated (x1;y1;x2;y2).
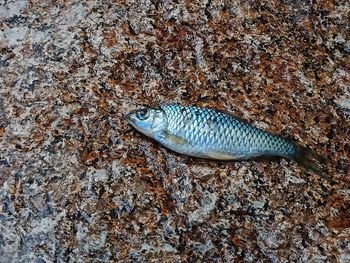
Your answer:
206;151;245;160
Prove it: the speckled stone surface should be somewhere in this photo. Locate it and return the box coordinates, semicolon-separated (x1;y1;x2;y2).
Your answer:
0;0;349;262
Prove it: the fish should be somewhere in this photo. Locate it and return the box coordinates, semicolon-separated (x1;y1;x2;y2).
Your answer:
125;104;329;178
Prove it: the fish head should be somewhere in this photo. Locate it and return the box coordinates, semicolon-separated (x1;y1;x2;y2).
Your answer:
125;107;167;137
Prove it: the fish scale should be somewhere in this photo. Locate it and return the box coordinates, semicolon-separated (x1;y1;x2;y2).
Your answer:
126;104;329;179
159;105;295;159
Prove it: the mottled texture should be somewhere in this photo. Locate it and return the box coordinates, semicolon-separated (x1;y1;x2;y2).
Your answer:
0;0;349;262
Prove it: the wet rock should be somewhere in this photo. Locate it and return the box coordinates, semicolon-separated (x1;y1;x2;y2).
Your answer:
0;0;349;261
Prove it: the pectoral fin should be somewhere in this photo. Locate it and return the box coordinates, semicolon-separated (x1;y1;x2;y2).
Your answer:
162;132;191;146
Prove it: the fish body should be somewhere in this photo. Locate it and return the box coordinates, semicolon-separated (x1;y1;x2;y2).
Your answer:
126;104;295;160
126;104;326;175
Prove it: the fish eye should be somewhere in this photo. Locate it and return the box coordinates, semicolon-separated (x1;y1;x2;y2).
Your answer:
136;109;150;120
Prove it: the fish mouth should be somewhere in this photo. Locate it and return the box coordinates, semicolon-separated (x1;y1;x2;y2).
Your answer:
124;112;131;121
124;111;135;124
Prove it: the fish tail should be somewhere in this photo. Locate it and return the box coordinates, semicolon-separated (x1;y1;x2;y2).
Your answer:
293;143;335;184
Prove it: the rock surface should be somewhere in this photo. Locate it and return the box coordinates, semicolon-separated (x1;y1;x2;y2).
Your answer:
0;0;349;262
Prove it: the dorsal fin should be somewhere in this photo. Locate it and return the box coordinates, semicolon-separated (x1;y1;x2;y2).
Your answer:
214;108;252;125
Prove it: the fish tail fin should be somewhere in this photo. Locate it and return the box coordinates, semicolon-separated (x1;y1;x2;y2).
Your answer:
293;144;325;174
293;143;335;184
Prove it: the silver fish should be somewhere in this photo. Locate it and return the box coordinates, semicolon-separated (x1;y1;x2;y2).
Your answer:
126;104;326;174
